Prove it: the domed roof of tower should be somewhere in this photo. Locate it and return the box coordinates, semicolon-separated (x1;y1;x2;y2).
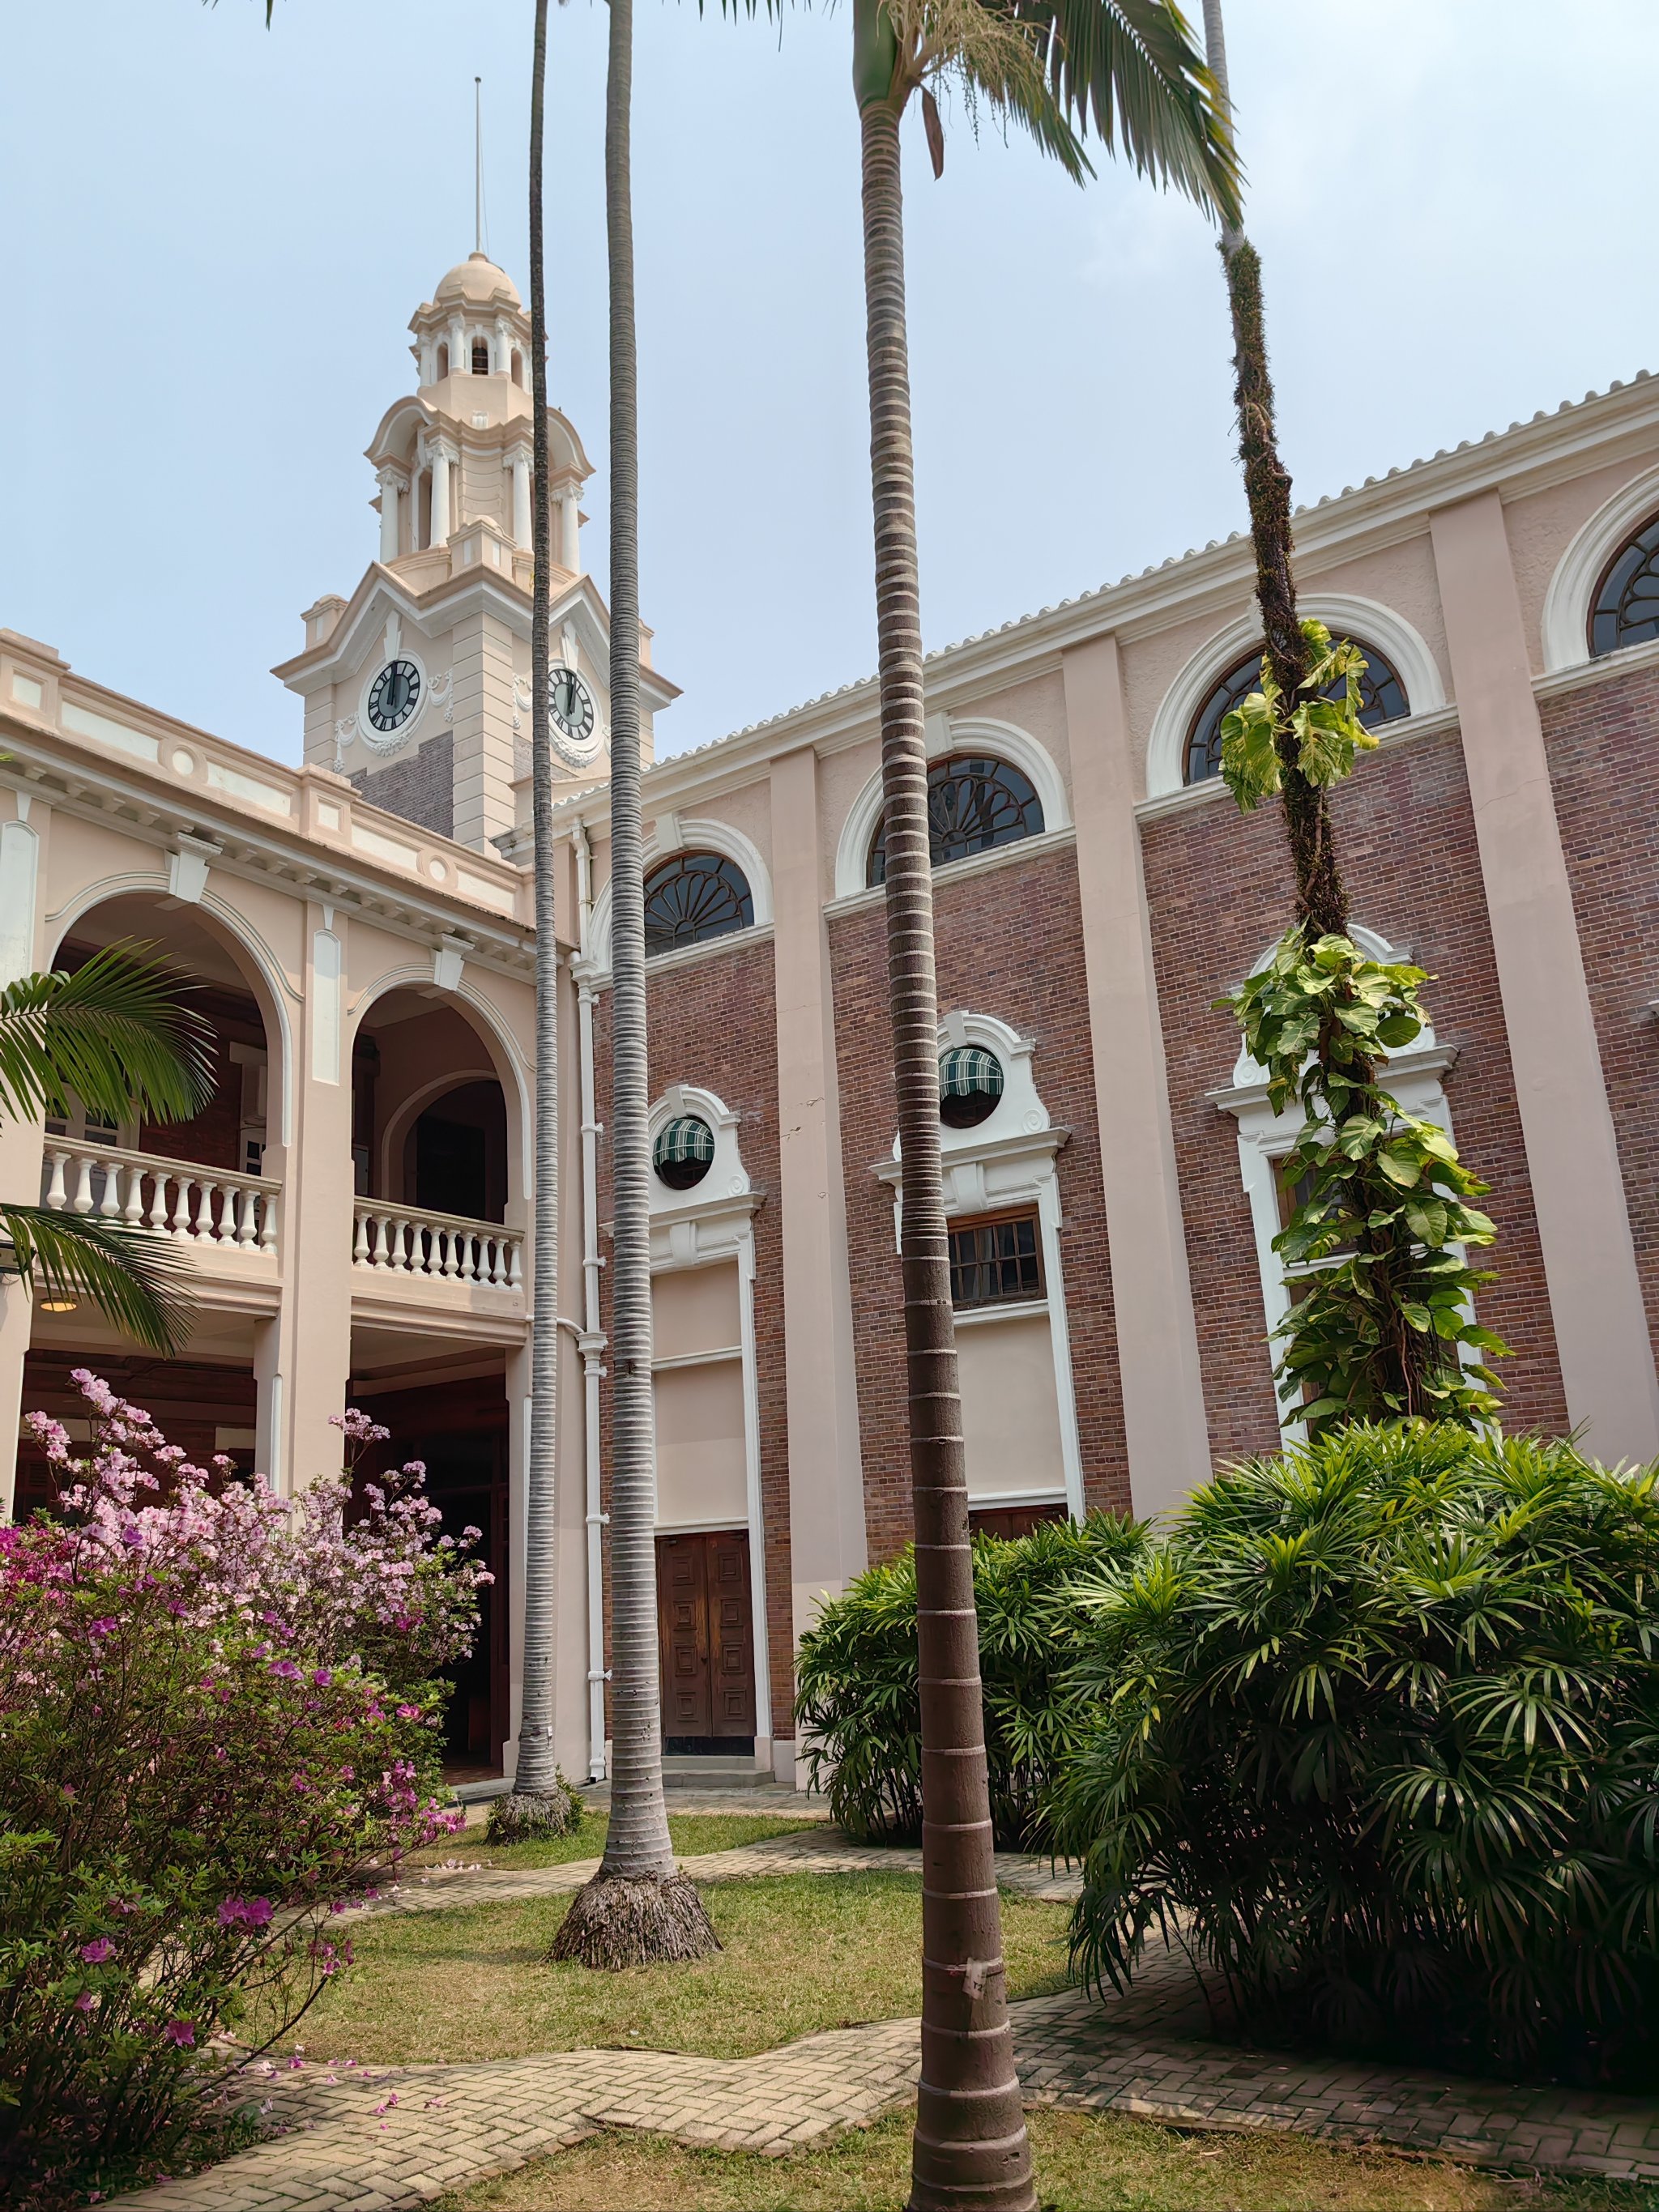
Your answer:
433;251;522;309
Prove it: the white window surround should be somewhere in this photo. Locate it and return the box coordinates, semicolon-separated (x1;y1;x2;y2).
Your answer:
833;714;1071;899
1145;595;1448;800
1541;460;1659;673
873;1010;1085;1522
580;817;773;982
644;1082;772;1755
1208;927;1463;1440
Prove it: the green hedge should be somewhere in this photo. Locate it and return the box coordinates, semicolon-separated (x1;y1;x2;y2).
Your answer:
795;1512;1143;1849
1055;1422;1659;2085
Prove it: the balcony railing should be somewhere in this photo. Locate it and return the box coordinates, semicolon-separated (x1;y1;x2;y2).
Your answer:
41;1140;279;1256
352;1201;522;1290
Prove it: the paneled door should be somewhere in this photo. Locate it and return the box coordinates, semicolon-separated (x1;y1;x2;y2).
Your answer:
655;1529;757;1752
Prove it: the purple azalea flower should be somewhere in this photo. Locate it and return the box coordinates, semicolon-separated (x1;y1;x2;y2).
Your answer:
162;2019;195;2048
79;1938;114;1964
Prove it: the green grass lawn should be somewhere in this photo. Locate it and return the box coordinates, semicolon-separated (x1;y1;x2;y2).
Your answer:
428;2107;1657;2212
262;1872;1070;2065
403;1808;820;1872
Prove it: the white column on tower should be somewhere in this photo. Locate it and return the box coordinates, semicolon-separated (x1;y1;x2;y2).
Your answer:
376;467;405;562
558;487;580;574
510;453;532;548
448;315;467;375
494;316;512;376
430;443;454;547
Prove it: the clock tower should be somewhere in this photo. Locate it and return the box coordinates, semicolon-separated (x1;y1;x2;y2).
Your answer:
274;251;676;855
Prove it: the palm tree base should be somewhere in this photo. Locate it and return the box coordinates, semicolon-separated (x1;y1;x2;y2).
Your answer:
545;1869;720;1969
486;1782;580;1845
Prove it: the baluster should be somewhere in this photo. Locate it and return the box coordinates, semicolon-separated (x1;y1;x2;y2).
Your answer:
147;1172;169;1230
166;1178;190;1240
234;1185;256;1247
507;1238;522;1289
456;1234;474;1283
371;1213;390;1269
70;1156;96;1216
44;1150;69;1211
96;1159;122;1221
122;1165;146;1227
258;1192;277;1255
199;1183;222;1243
352;1209;369;1266
485;1236;501;1288
386;1217;405;1273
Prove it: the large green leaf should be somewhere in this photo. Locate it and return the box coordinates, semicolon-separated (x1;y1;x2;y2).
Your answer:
1;1205;195;1356
0;945;215;1129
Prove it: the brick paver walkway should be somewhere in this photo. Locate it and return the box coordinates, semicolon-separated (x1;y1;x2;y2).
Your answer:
112;1842;1659;2209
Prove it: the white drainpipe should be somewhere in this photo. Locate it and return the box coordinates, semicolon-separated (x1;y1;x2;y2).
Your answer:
573;822;608;1783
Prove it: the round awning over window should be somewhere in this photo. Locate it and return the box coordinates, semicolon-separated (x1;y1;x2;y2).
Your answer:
653;1115;715;1191
939;1046;1004;1129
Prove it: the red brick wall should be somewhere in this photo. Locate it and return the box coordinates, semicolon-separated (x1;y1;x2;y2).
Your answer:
1543;660;1659;1364
1141;726;1568;1460
827;843;1131;1562
591;935;793;1740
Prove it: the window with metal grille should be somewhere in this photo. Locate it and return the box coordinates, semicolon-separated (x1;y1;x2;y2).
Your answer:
867;754;1043;885
653;1115;715;1191
642;852;754;957
948;1212;1043;1310
1591;515;1659;656
939;1045;1003;1128
1183;641;1410;786
471;339;490;374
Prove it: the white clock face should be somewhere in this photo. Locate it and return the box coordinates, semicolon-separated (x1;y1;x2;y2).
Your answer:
368;658;421;733
548;663;601;765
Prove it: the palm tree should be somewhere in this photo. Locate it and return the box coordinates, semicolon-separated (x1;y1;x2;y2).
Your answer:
1198;0;1343;935
547;0;719;1968
0;944;212;1357
493;0;575;1843
847;4;1233;2201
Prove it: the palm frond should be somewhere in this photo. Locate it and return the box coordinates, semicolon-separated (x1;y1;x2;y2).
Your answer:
0;944;215;1128
1011;0;1239;218
2;1205;195;1356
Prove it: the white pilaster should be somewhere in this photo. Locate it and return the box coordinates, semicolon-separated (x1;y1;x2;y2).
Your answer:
510;454;532;549
557;489;579;575
429;445;454;548
376;468;404;563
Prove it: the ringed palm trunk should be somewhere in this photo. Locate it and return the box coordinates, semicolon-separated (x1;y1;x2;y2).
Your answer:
855;23;1034;2208
548;0;717;1967
510;0;569;1820
1201;0;1349;944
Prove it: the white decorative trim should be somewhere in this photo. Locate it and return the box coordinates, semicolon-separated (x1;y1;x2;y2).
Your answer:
1542;460;1659;672
876;1011;1084;1521
833;715;1070;898
1145;595;1448;799
643;1085;772;1751
582;818;773;980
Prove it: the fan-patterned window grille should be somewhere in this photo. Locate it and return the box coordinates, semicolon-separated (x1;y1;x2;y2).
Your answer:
642;852;754;957
1183;641;1410;786
1591;515;1659;657
867;754;1044;886
653;1115;715;1191
939;1046;1004;1129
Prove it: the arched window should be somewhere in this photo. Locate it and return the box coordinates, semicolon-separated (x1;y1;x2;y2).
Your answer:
867;754;1044;887
1183;640;1410;786
642;852;754;957
436;342;450;380
471;338;490;375
1590;514;1659;657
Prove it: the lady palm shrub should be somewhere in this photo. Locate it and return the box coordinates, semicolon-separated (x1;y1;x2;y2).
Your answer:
796;1512;1143;1848
0;1375;479;2205
1055;1421;1659;2084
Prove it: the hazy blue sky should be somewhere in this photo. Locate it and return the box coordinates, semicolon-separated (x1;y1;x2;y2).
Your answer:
6;1;1659;764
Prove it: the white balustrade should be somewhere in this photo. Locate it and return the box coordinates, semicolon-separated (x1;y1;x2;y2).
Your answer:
40;1140;279;1258
351;1199;522;1292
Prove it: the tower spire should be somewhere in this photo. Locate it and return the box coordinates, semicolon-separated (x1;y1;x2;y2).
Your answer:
474;77;484;255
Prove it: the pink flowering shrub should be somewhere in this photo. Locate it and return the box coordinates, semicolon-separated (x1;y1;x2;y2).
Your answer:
0;1375;480;2205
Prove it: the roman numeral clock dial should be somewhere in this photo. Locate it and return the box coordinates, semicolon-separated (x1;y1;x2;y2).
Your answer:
548;663;600;766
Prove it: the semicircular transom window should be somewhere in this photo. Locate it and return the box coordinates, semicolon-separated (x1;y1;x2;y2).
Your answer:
867;754;1045;887
1591;515;1659;657
653;1115;715;1191
1183;641;1410;786
939;1046;1004;1129
642;852;754;957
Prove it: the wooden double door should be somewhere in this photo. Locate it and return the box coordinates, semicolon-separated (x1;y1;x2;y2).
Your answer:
655;1529;757;1753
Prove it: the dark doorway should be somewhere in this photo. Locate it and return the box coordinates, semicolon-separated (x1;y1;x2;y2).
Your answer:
408;1080;507;1222
655;1529;756;1754
351;1375;510;1777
